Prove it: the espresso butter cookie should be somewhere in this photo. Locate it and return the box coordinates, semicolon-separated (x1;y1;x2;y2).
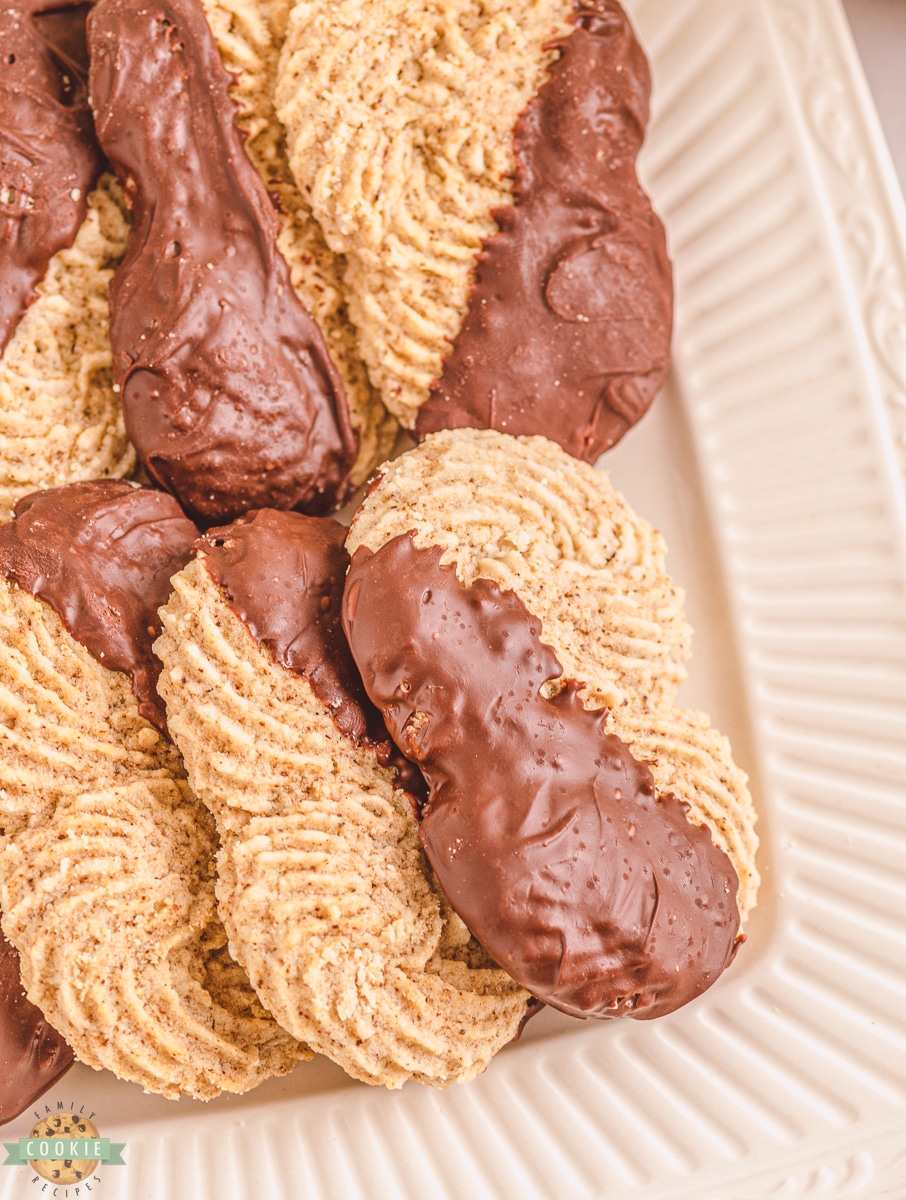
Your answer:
0;2;132;518
1;926;74;1124
0;482;305;1099
276;0;672;459
88;0;359;524
200;0;398;487
155;510;530;1088
343;430;759;1019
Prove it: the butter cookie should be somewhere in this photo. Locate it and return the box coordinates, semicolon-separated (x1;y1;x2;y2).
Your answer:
156;510;530;1088
0;482;305;1100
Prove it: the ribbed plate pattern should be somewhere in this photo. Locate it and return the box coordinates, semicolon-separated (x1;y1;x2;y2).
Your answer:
4;0;905;1196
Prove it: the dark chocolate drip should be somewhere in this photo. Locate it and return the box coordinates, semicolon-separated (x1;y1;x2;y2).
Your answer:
199;509;425;796
87;0;358;525
415;0;673;461
343;534;740;1020
0;480;199;735
513;997;546;1040
0;0;102;353
1;926;74;1126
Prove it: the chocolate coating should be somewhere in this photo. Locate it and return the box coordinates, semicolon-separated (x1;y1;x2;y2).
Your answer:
0;0;102;353
199;509;424;794
1;927;74;1126
87;0;358;524
415;0;673;461
199;510;378;745
0;480;199;735
343;535;740;1020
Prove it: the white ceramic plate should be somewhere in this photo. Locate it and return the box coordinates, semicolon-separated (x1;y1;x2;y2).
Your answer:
5;1;906;1197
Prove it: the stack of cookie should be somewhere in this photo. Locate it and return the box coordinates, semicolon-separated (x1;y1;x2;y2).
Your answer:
0;0;757;1116
0;483;306;1117
153;431;758;1093
1;0;671;521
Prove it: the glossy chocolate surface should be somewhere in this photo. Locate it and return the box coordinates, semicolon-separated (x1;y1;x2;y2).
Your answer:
88;0;358;524
199;510;380;745
0;480;198;734
416;0;673;461
343;534;740;1019
0;0;101;353
199;509;424;794
0;929;74;1126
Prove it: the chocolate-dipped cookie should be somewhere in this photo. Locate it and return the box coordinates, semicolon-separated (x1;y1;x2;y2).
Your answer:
276;0;672;460
343;430;759;1019
88;0;360;524
200;0;398;488
0;482;306;1099
0;2;132;518
1;0;100;354
1;926;73;1124
155;509;530;1088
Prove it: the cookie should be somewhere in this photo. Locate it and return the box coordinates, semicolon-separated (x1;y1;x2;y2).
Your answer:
343;429;759;1018
1;0;101;353
200;0;398;487
276;0;672;458
25;1112;99;1183
88;0;359;524
155;510;530;1088
0;483;306;1099
1;926;74;1124
0;0;133;518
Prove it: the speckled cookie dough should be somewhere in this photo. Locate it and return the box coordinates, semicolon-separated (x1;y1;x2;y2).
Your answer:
0;488;307;1101
345;429;759;923
0;175;133;520
275;0;572;428
155;525;530;1089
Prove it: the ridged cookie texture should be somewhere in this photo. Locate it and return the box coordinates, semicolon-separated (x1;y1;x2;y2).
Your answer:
275;0;572;428
155;551;530;1089
346;429;759;921
199;0;398;485
0;176;133;520
0;586;306;1099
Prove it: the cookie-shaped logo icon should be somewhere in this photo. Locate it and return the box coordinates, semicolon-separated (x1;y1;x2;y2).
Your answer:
27;1113;100;1184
